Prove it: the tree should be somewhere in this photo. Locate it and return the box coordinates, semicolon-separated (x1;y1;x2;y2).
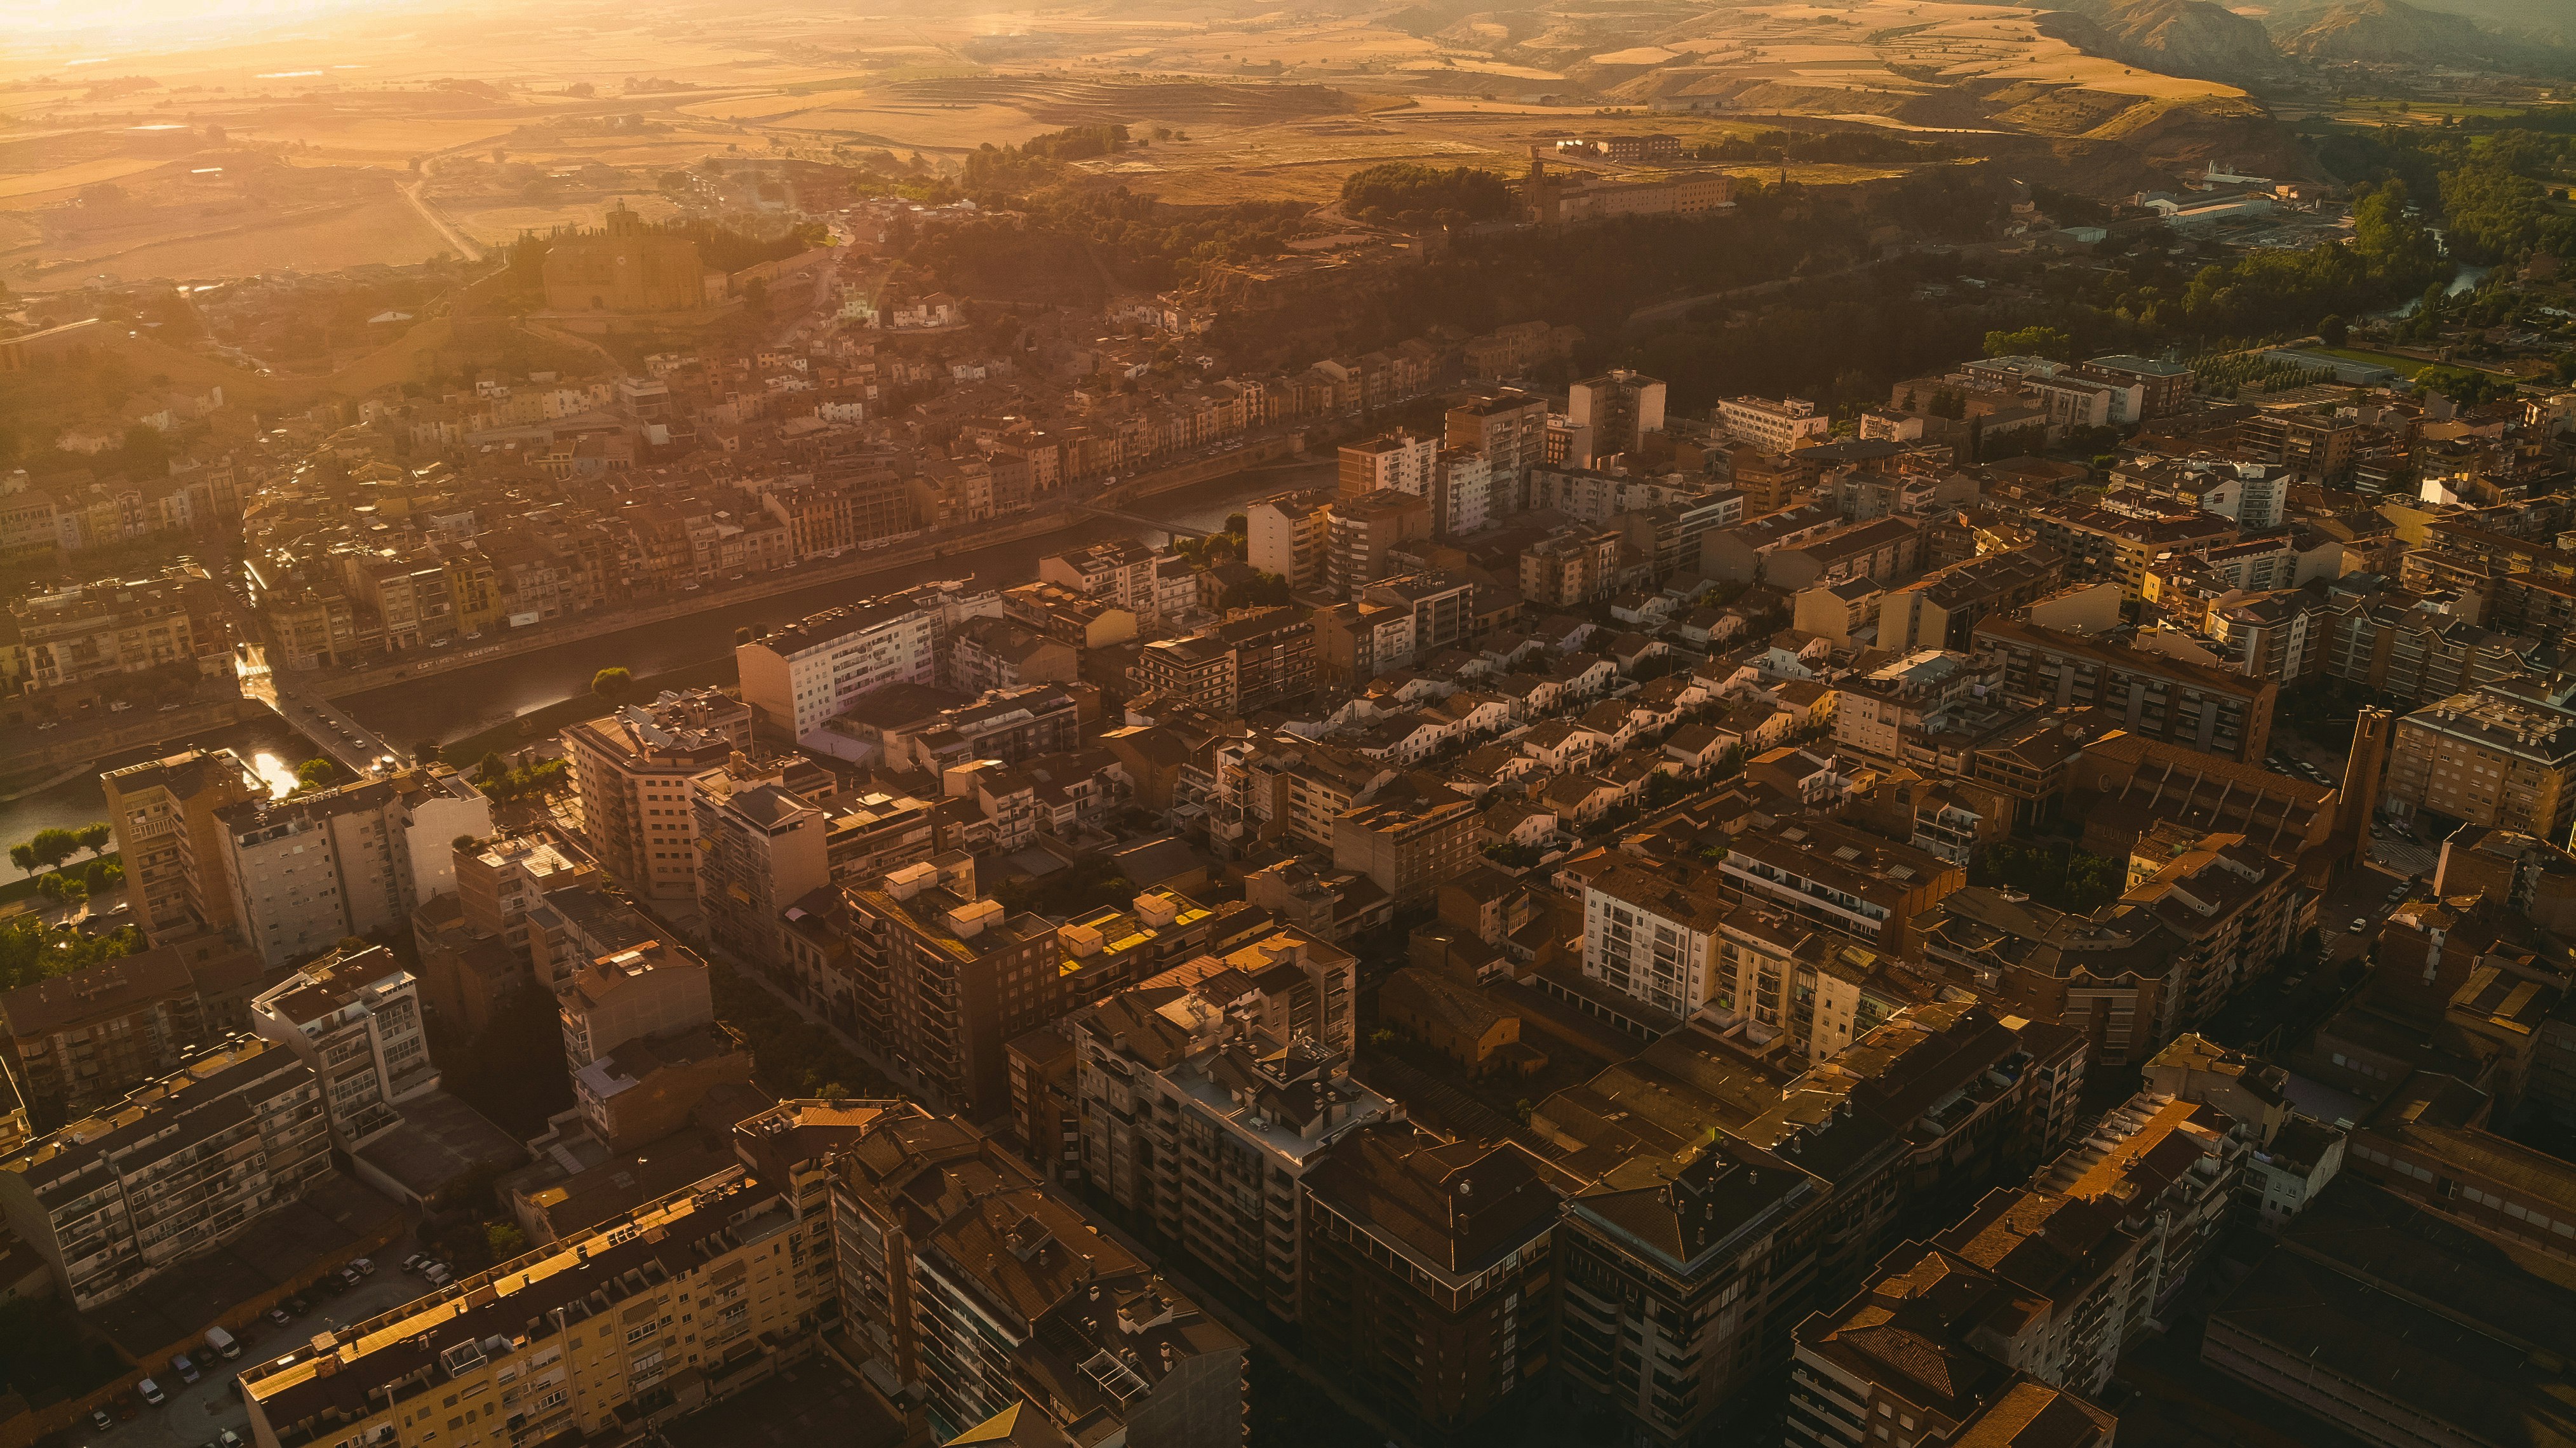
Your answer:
73;822;111;856
2318;313;2349;347
6;844;29;873
477;751;509;783
591;666;634;704
24;828;79;871
296;758;336;790
1983;325;2073;360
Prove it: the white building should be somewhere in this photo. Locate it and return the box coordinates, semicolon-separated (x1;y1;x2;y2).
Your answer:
218;769;490;968
735;596;941;744
1583;861;1726;1019
1435;449;1494;537
249;943;438;1149
1715;394;1825;452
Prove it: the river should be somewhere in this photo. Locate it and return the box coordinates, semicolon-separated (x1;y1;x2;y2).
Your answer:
0;460;1332;876
2375;262;2492;319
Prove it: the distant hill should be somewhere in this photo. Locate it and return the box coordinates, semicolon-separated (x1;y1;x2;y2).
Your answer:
2044;0;2291;84
2271;0;2563;64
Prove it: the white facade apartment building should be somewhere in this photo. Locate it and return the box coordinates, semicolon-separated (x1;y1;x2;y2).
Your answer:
218;770;490;969
1583;861;1729;1019
1435;449;1494;537
250;943;437;1150
1038;539;1167;626
1247;492;1334;591
1716;394;1828;453
735;597;943;743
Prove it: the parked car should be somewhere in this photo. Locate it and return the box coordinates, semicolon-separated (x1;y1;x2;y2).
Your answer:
400;1252;428;1274
349;1257;375;1276
337;1266;363;1288
91;1409;112;1430
286;1296;310;1315
139;1378;165;1406
221;1431;248;1448
268;1304;294;1326
424;1264;453;1287
2351;916;2370;932
172;1352;199;1384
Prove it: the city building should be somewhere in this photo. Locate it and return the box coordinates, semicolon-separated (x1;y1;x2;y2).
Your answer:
249;943;437;1150
823;1104;1246;1444
0;1035;330;1310
243;1165;832;1448
1067;959;1392;1320
1299;1122;1564;1435
1715;394;1829;453
839;852;1063;1118
1568;371;1668;465
1245;489;1336;592
2384;687;2576;843
1446;392;1549;482
688;754;828;971
101;747;267;948
735;590;966;743
1333;797;1482;904
558;938;714;1072
562;688;753;902
1325;488;1432;598
1338;431;1438;498
1975;616;2276;764
0;941;252;1130
218;768;491;969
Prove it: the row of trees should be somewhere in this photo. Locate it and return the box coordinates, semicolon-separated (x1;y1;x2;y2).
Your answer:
1338;163;1515;226
10;822;111;874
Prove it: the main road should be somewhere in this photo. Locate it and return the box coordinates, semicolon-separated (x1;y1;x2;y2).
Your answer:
334;460;1331;749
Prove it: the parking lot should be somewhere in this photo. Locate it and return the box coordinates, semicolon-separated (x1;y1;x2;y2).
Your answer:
79;1256;437;1448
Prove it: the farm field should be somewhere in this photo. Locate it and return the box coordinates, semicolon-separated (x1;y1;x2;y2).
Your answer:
46;194;454;282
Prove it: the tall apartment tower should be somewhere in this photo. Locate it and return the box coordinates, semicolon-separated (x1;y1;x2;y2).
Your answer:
2339;704;2393;845
561;687;751;902
689;754;828;970
839;852;1063;1118
1337;431;1438;499
101;747;265;947
1445;391;1549;496
1567;370;1667;466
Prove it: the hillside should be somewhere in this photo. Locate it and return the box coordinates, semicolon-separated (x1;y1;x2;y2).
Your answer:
2044;0;2291;85
2272;0;2549;63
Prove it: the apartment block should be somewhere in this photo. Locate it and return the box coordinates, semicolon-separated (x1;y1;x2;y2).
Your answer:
1445;391;1549;483
102;747;266;948
452;830;598;967
840;852;1063;1118
0;940;252;1130
1715;394;1828;452
219;768;492;968
1333;797;1482;904
735;592;951;742
1245;489;1335;591
1039;537;1174;627
243;1166;832;1448
1520;527;1623;607
823;1104;1245;1445
1569;370;1668;465
2384;687;2576;843
563;688;752;902
1559;1134;1823;1445
0;1035;331;1310
1300;1122;1563;1435
1714;819;1962;957
250;943;437;1150
1975;616;2276;764
558;939;714;1072
1325;488;1432;598
1068;960;1392;1320
688;754;828;971
1338;431;1437;498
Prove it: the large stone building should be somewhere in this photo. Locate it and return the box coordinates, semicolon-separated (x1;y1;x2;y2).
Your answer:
218;767;490;968
537;203;725;332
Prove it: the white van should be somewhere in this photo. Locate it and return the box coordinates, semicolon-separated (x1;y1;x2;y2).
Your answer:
138;1378;166;1405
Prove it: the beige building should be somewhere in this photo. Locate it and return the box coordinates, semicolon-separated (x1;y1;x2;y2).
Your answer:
242;1166;830;1448
101;747;265;948
2385;687;2576;842
563;688;751;902
558;939;714;1071
1332;798;1482;904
